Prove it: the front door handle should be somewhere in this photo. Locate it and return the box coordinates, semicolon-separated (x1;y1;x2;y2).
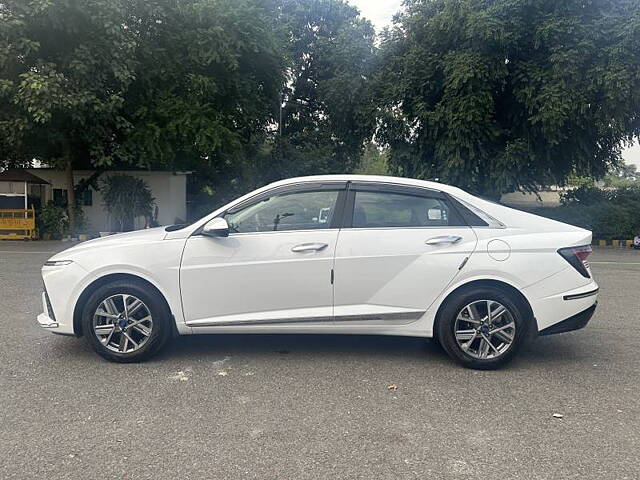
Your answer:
291;242;329;253
425;235;463;246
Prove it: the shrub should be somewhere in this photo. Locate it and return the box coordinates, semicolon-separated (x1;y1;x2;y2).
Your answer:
101;174;155;231
40;202;68;239
524;185;640;240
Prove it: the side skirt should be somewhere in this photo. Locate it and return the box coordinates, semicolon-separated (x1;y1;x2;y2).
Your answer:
189;310;425;328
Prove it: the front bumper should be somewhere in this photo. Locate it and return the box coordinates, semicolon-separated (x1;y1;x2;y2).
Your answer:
37;291;74;335
39;260;89;336
538;303;597;336
37;312;58;329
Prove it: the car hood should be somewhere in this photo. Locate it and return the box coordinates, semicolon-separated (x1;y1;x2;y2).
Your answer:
48;227;169;261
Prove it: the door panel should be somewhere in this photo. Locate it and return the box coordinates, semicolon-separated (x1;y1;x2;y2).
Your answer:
333;228;477;322
180;184;345;326
181;230;338;325
333;185;478;324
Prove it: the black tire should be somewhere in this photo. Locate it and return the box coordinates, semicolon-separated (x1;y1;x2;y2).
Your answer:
436;286;531;370
82;279;172;363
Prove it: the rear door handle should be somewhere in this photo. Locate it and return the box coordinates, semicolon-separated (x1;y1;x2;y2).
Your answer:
425;235;463;245
291;242;329;253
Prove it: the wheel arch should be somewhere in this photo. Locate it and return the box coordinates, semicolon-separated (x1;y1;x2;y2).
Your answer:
73;273;175;337
433;279;535;339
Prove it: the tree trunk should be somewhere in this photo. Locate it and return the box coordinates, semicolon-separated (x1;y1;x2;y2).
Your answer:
65;158;76;235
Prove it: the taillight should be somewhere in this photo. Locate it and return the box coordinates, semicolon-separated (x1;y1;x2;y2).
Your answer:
558;245;592;278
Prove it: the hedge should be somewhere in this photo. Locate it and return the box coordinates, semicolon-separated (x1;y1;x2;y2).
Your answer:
516;185;640;240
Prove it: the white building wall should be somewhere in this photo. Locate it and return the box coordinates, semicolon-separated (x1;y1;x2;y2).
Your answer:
27;169;188;232
500;190;562;209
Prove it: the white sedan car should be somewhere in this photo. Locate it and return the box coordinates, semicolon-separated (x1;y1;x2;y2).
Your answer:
38;175;598;369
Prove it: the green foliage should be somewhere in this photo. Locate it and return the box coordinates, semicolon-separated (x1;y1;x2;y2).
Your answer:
266;0;377;180
122;0;286;174
101;174;155;231
603;164;639;188
530;185;640;239
0;0;137;170
354;142;390;175
39;201;67;239
72;206;88;233
1;0;375;209
376;0;640;197
3;0;639;215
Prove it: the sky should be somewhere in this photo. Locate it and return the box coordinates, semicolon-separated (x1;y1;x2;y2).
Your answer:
346;0;640;168
347;0;402;31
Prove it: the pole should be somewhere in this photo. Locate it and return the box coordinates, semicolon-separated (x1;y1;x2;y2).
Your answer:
279;92;283;137
65;159;76;235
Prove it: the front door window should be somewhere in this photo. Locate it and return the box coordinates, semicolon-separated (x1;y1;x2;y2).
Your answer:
224;190;340;233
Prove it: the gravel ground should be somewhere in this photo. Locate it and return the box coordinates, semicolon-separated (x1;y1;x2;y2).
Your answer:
0;241;638;479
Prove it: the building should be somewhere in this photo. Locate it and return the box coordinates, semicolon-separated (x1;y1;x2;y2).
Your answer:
500;189;563;209
0;169;188;233
0;170;50;209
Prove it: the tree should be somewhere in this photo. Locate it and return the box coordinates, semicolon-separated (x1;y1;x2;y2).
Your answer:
354;142;389;175
1;0;287;224
120;0;286;191
604;163;639;187
265;0;377;181
0;0;137;232
376;0;640;197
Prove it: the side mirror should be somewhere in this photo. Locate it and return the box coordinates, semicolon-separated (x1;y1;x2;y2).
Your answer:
201;217;230;238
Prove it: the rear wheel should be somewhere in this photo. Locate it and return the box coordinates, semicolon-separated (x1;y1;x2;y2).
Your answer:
82;280;172;363
436;286;530;369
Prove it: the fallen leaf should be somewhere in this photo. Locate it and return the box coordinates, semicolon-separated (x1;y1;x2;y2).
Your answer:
169;371;189;382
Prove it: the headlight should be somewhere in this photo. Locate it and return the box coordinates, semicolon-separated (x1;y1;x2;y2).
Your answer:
44;260;74;267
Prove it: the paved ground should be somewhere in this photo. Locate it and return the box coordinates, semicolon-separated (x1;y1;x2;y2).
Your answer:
1;241;638;479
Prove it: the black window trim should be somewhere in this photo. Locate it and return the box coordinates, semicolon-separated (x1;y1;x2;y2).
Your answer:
446;194;490;227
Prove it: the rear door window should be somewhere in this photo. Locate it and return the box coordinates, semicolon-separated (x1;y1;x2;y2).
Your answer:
351;190;465;228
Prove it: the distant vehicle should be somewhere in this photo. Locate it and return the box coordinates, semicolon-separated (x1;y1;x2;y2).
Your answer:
38;175;598;369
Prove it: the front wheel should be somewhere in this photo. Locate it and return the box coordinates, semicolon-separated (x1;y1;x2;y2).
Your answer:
81;280;172;363
436;287;531;369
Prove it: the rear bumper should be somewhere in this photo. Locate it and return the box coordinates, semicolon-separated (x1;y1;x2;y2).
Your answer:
538;303;596;336
524;266;599;332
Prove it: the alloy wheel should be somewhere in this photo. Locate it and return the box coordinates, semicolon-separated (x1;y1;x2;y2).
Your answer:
92;294;153;354
453;299;516;360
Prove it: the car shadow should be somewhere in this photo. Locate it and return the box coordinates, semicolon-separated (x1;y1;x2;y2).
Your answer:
46;330;601;370
161;333;443;361
157;332;597;368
